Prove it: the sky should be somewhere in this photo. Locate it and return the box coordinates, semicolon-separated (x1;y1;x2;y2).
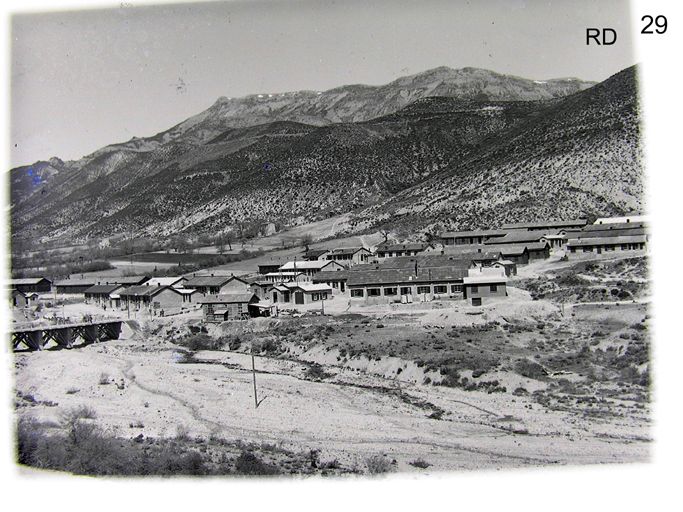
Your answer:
9;0;639;167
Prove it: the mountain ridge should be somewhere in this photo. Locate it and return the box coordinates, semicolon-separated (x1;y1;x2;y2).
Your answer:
10;65;640;247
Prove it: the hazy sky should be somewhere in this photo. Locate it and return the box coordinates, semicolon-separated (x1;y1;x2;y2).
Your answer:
10;0;636;167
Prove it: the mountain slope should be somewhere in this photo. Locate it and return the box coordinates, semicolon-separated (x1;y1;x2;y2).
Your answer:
352;65;643;233
9;65;640;246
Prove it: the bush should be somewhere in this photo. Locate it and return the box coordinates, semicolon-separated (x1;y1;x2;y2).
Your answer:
305;363;334;381
365;454;392;475
234;451;281;476
409;458;431;469
514;359;548;380
179;334;225;352
98;373;110;385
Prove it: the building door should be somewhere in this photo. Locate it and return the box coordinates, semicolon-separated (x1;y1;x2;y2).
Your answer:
340;282;345;292
272;292;278;303
295;292;304;304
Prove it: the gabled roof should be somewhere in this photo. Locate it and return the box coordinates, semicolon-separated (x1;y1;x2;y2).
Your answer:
375;242;433;252
279;260;343;271
286;283;333;293
440;246;502;260
490;244;530;256
484;230;550;244
327;247;370;256
501;219;587;230
347;267;467;286
54;278;100;287
566;235;647;247
184;275;246;287
146;277;187;287
119;285;178;297
574;227;646;239
108;276;150;285
84;284;124;294
303;249;330;258
439;229;508;239
352;255;471;271
312;270;349;282
9;277;52;285
200;293;259;304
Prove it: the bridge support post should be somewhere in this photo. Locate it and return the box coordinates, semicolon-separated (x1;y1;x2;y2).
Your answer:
84;324;99;343
29;330;44;351
54;327;73;349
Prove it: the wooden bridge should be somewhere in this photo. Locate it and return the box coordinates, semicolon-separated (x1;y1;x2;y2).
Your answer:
10;320;124;351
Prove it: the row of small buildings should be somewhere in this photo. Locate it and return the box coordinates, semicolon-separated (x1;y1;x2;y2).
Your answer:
439;215;648;257
9;215;648;321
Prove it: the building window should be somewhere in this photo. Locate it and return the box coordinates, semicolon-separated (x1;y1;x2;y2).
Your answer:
490;284;498;292
471;285;479;293
400;287;412;295
367;288;381;297
451;285;463;293
351;289;364;298
384;287;397;296
417;286;431;294
434;285;447;294
583;246;592;253
312;293;320;301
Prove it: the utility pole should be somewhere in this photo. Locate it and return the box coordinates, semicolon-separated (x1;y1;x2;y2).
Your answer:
251;346;259;409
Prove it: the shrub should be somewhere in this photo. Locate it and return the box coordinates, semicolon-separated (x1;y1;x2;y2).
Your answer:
305;363;334;381
514;359;548;380
512;387;529;396
65;387;80;395
234;450;281;476
61;405;97;423
98;373;110;385
365;454;392;475
409;458;431;469
175;424;190;441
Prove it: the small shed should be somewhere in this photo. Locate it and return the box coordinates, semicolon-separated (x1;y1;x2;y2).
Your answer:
201;293;261;322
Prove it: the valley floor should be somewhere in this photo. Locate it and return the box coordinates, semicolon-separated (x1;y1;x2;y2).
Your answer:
12;310;650;476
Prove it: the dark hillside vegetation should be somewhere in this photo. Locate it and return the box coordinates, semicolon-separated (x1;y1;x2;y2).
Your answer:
10;66;608;245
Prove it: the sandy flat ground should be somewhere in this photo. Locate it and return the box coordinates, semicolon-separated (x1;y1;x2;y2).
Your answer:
13;327;650;474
